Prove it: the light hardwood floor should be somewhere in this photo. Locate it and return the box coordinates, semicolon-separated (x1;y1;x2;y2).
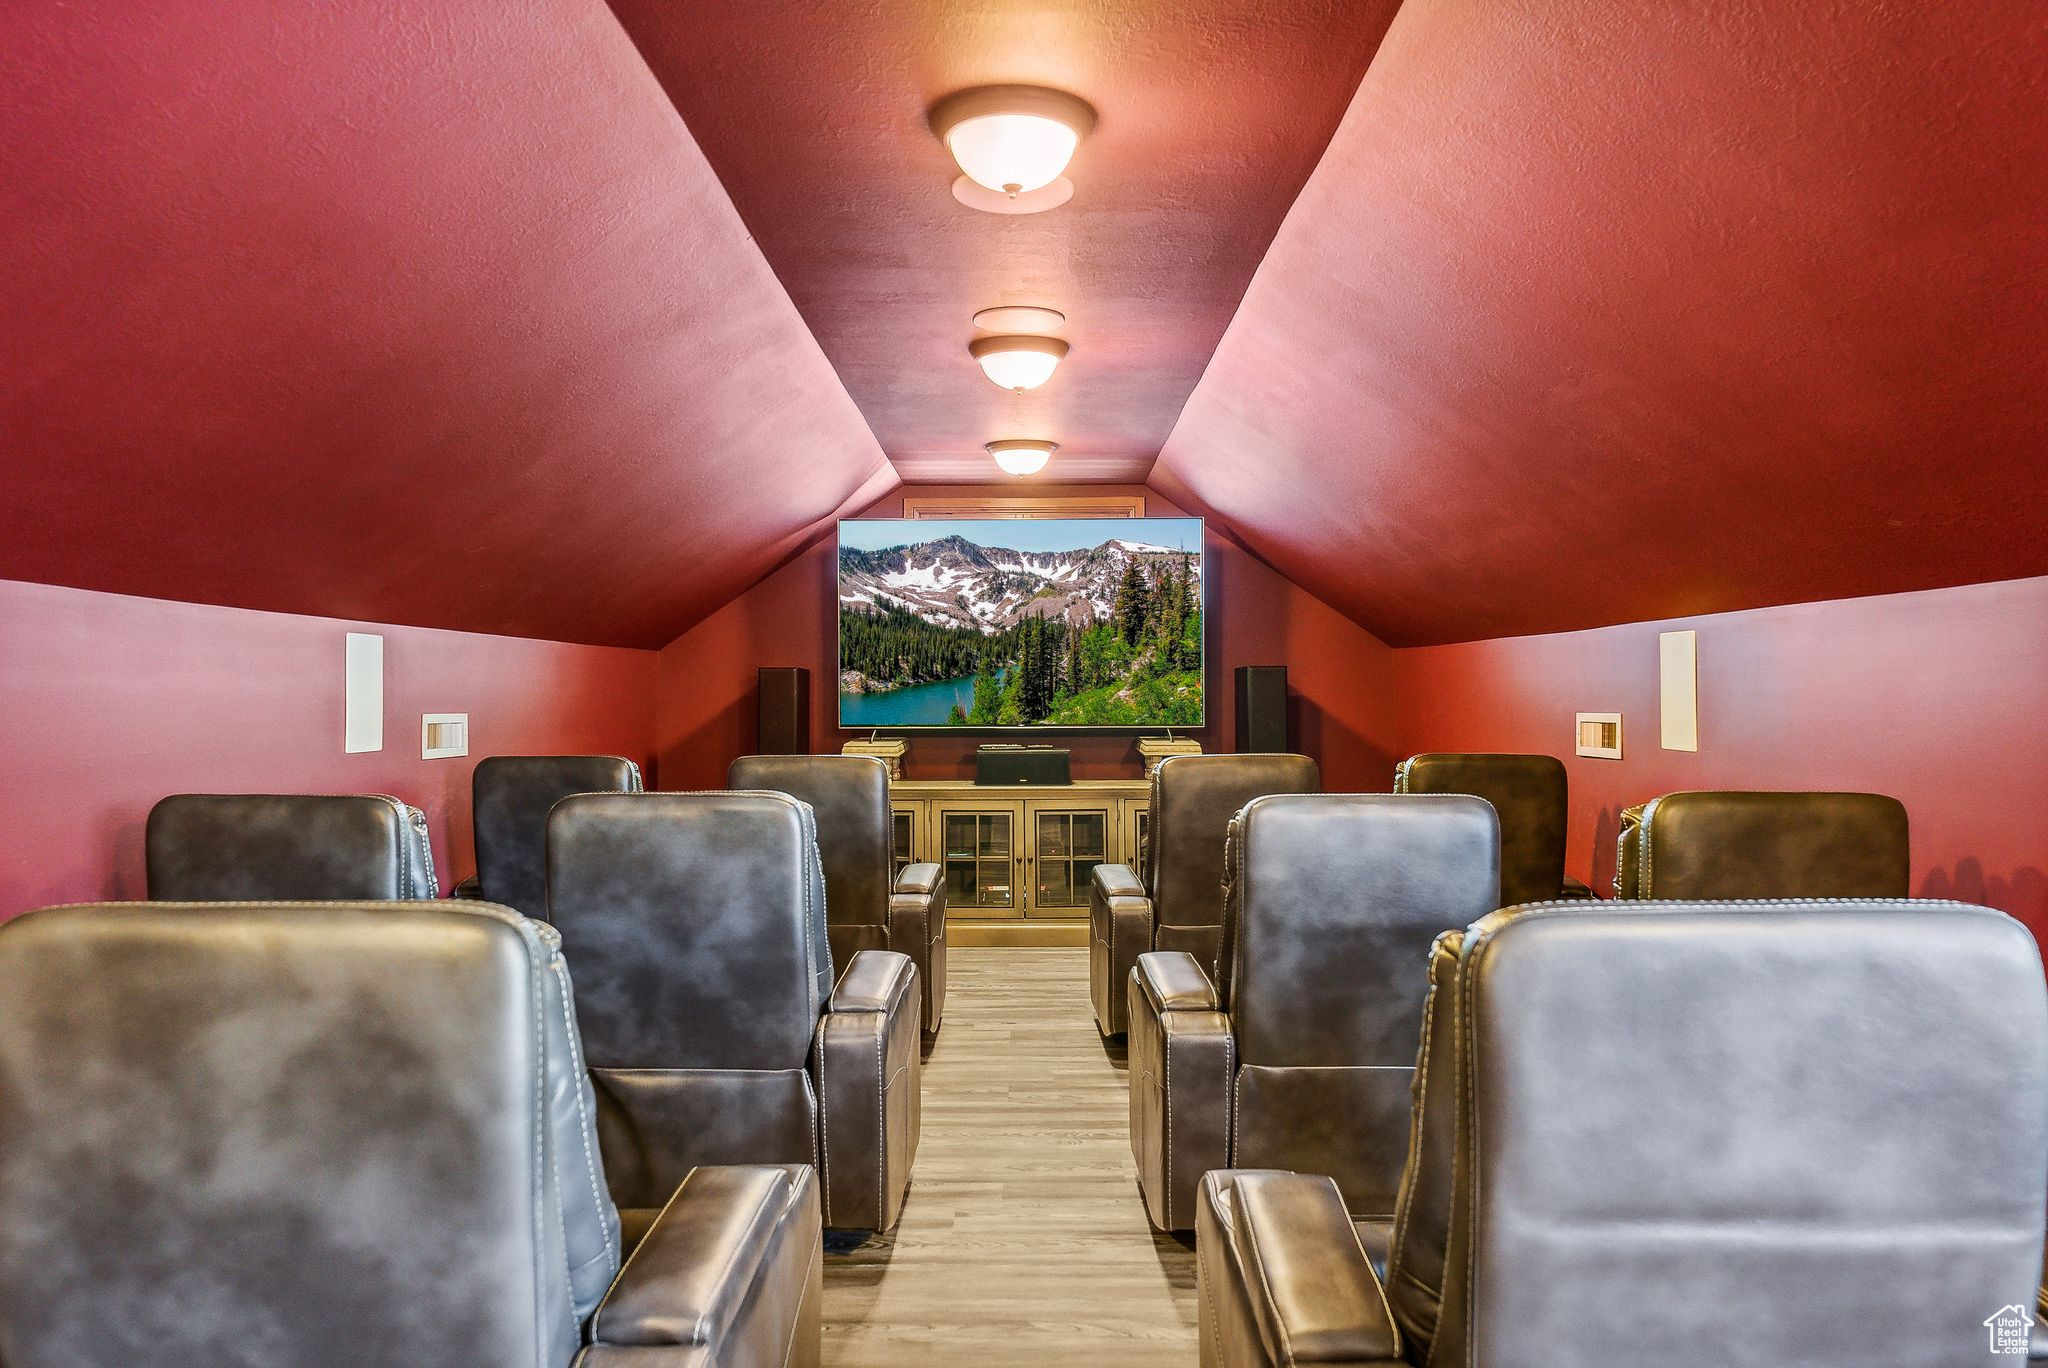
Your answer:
821;947;1198;1366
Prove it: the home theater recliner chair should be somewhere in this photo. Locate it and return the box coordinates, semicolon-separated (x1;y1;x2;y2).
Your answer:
1615;789;1910;899
1090;752;1320;1036
1130;793;1499;1235
729;753;946;1033
145;792;437;900
1393;752;1593;903
546;791;921;1235
461;754;645;917
0;901;822;1368
1195;897;2048;1368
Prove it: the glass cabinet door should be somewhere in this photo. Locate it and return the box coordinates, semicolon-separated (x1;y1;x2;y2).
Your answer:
942;808;1017;911
1031;807;1110;914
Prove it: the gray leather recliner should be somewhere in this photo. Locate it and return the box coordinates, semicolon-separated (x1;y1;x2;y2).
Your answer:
728;754;945;1034
1130;793;1499;1235
1090;753;1320;1036
0;901;822;1368
1615;789;1909;898
1197;898;2048;1367
459;754;645;917
146;792;437;900
1393;752;1594;903
547;791;921;1235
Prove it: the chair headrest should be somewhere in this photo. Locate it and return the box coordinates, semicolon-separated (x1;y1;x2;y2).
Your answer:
1394;752;1568;906
472;755;642;919
1222;792;1499;1065
146;793;436;901
728;756;891;927
1423;897;2045;1368
0;900;617;1365
1149;752;1319;927
1615;790;1908;899
545;792;831;1072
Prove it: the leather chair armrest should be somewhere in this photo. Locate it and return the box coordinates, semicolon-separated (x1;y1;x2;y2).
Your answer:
816;951;922;1231
1228;1172;1403;1366
888;862;946;1034
450;874;483;900
1135;949;1218;1013
1090;863;1155;1036
829;948;916;1014
1130;955;1233;1232
892;861;941;898
582;1164;821;1366
1558;873;1597;900
1092;862;1147;901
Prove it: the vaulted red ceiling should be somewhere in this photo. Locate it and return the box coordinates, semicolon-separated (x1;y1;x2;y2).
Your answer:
1152;0;2048;645
605;0;1398;483
0;0;892;649
3;1;2043;652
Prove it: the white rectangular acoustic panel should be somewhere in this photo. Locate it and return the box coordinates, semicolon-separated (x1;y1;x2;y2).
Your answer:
1660;629;1699;752
344;632;384;753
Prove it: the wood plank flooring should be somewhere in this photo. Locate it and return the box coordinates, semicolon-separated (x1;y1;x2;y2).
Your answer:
821;947;1198;1366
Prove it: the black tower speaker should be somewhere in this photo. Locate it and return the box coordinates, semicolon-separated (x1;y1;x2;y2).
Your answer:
757;667;811;755
1235;665;1289;753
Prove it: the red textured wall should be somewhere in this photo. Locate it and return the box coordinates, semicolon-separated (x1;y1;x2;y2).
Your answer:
1391;577;2048;934
0;579;656;918
654;486;1401;791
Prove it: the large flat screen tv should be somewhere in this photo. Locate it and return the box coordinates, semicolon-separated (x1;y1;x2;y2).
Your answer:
838;517;1205;730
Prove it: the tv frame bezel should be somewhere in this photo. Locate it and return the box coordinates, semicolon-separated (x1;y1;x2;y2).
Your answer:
833;515;1209;735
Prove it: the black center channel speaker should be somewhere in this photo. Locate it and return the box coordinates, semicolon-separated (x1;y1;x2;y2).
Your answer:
975;745;1072;786
1235;665;1290;753
757;667;810;755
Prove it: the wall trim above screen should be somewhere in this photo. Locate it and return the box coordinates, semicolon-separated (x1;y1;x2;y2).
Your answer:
838;517;1206;733
903;495;1144;520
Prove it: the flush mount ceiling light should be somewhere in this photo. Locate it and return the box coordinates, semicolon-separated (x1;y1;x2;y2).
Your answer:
931;85;1096;214
986;439;1056;476
969;334;1069;392
972;305;1066;334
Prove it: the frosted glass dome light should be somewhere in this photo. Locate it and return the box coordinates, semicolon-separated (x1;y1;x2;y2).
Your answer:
987;440;1056;476
969;335;1069;392
930;86;1096;201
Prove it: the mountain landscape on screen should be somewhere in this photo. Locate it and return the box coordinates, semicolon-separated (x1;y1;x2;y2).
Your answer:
838;519;1205;728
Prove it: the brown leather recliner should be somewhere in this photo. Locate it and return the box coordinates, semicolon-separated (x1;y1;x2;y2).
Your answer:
1615;789;1909;898
0;901;822;1368
146;792;437;900
1393;752;1594;903
1090;753;1320;1036
1196;898;2048;1367
547;791;920;1235
728;754;945;1034
459;754;644;918
1130;793;1498;1235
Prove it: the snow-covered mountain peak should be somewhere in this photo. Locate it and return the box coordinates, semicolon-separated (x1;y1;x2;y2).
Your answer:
840;533;1201;634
